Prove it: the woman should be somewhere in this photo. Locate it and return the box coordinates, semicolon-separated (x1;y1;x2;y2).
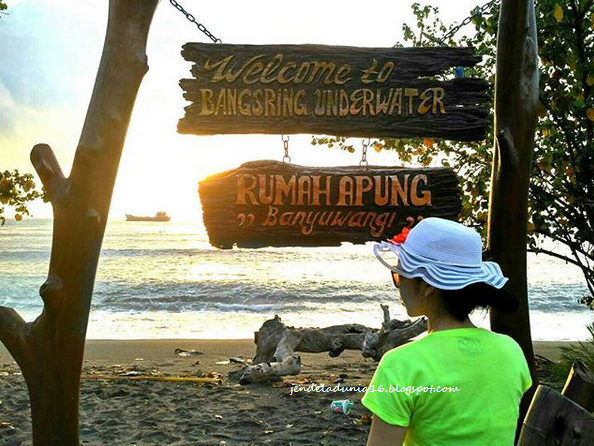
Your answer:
362;217;532;446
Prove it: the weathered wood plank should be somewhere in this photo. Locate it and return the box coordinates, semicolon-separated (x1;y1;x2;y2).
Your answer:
179;43;489;140
198;160;461;249
562;360;594;413
517;385;594;445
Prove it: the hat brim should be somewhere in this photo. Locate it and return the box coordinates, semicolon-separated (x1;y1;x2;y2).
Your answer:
374;241;508;290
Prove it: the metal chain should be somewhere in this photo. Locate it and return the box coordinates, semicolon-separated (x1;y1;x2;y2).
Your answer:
360;138;371;166
169;0;222;43
426;0;498;46
282;135;291;163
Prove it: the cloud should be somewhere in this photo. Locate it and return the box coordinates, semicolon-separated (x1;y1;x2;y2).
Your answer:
0;1;105;170
0;1;104;108
0;78;17;133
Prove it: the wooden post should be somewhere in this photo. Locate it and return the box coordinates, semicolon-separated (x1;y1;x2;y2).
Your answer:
517;385;594;445
487;0;540;429
0;1;158;444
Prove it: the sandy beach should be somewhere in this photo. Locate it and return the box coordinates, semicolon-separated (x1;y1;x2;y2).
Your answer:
0;339;576;445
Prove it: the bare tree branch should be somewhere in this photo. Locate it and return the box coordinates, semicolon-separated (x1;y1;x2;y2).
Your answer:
30;143;68;204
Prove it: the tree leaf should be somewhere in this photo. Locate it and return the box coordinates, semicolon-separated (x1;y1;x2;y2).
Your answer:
554;5;563;23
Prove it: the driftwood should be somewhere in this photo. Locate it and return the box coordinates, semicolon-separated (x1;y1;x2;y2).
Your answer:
487;0;540;435
561;360;594;413
0;1;158;444
517;385;594;445
238;306;427;384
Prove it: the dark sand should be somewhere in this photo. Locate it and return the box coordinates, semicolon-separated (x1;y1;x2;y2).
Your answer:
0;339;576;445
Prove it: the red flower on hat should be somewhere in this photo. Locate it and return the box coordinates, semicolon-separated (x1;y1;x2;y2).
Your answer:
388;227;410;245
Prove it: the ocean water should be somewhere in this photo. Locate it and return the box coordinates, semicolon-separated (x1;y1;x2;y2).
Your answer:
0;219;592;341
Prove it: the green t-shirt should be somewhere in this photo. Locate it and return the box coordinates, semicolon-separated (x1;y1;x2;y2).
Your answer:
361;327;532;446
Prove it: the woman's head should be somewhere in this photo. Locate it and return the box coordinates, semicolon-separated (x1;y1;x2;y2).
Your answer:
375;218;518;320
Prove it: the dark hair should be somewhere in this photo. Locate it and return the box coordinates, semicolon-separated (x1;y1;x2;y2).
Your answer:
441;283;519;322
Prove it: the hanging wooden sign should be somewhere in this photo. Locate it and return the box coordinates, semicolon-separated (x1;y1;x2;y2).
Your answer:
198;160;461;249
179;44;489;141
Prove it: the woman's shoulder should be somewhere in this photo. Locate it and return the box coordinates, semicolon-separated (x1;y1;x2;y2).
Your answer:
380;333;435;363
479;329;524;351
383;328;523;358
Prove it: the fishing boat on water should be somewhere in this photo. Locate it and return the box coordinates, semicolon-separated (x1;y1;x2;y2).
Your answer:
125;211;171;222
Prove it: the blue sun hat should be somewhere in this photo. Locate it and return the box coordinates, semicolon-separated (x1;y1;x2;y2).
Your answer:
373;217;508;290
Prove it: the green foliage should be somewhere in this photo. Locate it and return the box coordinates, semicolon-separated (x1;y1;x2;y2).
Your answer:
311;0;594;308
0;2;7;14
550;322;594;384
0;170;45;225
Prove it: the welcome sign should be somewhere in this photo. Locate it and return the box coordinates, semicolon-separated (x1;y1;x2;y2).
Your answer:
178;44;489;140
198;160;461;248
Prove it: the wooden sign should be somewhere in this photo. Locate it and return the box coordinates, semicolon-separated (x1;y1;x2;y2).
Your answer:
198;160;461;249
179;44;489;141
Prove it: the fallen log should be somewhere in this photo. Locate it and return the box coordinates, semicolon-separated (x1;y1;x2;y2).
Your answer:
239;306;427;384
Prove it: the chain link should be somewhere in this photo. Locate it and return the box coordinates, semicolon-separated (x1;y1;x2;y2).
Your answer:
282;135;291;163
360;138;371;167
169;0;221;43
425;0;498;46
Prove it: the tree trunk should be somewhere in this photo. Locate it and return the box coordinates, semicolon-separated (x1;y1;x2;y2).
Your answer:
487;0;539;431
0;1;158;444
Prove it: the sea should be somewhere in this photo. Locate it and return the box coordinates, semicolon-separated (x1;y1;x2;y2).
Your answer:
0;219;592;341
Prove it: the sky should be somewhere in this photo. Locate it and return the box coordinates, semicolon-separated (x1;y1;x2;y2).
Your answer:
0;0;483;222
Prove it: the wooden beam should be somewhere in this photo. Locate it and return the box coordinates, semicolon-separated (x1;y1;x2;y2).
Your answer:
487;0;540;433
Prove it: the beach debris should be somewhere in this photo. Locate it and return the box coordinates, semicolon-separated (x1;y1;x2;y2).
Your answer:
120;371;142;377
205;371;223;380
135;358;144;361
238;310;427;384
282;377;315;387
174;348;203;357
331;399;354;415
329;374;344;384
361;414;372;425
81;375;221;384
215;360;230;365
285;424;294;428
229;357;246;364
214;414;223;419
0;421;14;429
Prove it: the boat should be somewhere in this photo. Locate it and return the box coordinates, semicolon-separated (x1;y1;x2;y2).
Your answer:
125;211;171;222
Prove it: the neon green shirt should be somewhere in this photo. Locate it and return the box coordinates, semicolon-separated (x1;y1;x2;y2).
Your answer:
361;327;532;446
